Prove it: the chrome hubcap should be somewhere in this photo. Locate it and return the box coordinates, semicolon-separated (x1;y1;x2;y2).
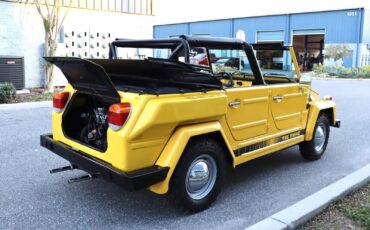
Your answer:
185;154;217;200
314;125;326;152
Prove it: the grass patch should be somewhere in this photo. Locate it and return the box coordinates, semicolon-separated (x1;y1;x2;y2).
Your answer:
300;182;370;230
19;92;53;102
344;206;370;228
339;195;370;229
0;90;55;104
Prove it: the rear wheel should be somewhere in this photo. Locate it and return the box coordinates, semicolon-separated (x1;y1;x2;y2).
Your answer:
170;137;225;212
300;114;330;160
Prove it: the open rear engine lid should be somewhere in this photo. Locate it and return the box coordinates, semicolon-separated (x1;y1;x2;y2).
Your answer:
45;57;120;100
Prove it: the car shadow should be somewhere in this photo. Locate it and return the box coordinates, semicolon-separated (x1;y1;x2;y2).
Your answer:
32;146;308;228
27;147;305;229
224;146;305;188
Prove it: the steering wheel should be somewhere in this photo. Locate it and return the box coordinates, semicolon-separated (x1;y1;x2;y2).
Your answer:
217;71;234;88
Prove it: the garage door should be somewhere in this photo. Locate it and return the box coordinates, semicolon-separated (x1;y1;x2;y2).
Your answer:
292;29;325;36
256;31;284;42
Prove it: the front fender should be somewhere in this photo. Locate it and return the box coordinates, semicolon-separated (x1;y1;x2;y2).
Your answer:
149;121;233;194
305;100;337;141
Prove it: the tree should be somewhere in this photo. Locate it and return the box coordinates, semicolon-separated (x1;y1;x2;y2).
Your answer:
33;0;73;91
324;44;352;62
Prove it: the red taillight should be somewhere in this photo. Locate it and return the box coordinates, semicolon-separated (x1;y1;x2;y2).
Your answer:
198;57;209;65
53;92;70;112
108;102;131;131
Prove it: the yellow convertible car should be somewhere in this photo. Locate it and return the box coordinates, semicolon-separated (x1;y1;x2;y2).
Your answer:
41;35;340;212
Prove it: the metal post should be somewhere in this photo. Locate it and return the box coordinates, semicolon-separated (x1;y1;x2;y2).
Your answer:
304;35;308;71
319;39;323;64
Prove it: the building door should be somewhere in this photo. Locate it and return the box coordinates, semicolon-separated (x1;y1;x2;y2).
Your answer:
293;30;325;71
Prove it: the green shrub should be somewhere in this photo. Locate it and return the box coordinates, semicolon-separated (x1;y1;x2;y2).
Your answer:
0;82;16;103
356;66;370;78
362;65;370;74
351;67;359;76
312;63;324;73
322;66;338;75
313;64;370;78
337;66;351;75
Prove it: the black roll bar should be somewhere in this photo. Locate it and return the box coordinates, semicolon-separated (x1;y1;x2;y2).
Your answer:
108;35;265;85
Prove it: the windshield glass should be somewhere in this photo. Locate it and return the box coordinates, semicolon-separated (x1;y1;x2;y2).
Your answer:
115;47;172;59
255;49;297;78
209;49;250;74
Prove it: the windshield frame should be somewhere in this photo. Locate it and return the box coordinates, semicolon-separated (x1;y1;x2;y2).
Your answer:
252;42;301;80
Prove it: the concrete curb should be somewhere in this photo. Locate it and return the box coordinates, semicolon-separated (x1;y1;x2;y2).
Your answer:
246;164;370;230
0;101;51;111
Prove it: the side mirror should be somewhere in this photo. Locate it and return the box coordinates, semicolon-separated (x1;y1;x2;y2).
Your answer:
299;74;312;85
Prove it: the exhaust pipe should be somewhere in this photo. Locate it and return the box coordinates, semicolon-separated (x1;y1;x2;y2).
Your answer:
50;165;95;184
50;165;75;174
68;174;95;184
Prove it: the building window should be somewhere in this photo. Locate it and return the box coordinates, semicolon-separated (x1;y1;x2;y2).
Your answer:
87;0;94;9
79;0;87;8
116;0;122;11
11;0;153;15
122;0;129;12
135;0;141;14
108;0;116;11
128;0;135;13
94;0;102;10
101;0;109;10
141;0;146;14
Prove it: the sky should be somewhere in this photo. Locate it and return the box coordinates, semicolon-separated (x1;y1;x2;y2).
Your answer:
153;0;370;25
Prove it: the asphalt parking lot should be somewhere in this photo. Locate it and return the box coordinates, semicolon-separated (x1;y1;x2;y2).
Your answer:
1;79;369;229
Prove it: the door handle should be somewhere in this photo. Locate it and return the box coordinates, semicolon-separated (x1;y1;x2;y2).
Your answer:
229;100;241;108
273;96;283;102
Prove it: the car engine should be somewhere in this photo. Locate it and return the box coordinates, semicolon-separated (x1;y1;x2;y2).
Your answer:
79;108;108;150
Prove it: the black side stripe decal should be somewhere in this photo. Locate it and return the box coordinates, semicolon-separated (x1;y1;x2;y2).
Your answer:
234;130;305;156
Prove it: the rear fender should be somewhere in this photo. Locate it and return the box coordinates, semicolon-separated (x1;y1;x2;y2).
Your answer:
305;100;337;141
149;121;234;194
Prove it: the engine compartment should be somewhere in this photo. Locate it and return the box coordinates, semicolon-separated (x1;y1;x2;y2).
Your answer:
62;92;118;151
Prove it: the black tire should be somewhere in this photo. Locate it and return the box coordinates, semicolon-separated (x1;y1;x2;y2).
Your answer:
300;114;330;161
170;137;225;212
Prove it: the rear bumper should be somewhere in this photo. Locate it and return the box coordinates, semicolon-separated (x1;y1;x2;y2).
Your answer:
40;134;169;191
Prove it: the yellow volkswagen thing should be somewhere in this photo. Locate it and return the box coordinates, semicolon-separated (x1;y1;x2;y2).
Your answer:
41;36;340;212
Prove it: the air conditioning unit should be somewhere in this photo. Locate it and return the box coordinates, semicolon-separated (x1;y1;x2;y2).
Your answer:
0;56;25;89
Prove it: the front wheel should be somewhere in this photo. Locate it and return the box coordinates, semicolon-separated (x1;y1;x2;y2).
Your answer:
300;114;330;161
170;137;225;212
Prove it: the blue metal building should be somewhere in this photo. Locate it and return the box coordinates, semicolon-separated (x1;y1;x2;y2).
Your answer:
154;8;370;68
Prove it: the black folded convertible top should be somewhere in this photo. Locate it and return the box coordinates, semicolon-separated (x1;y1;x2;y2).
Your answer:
93;58;223;93
46;35;266;96
45;57;222;98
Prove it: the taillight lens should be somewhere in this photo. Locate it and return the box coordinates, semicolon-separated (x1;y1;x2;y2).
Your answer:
108;102;131;131
53;92;70;112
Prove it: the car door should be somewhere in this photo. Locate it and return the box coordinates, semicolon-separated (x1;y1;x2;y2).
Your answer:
270;83;309;130
225;85;270;141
